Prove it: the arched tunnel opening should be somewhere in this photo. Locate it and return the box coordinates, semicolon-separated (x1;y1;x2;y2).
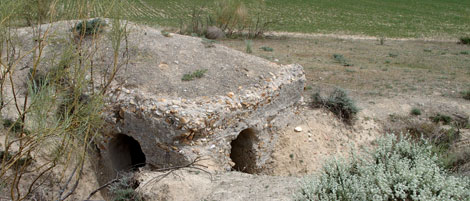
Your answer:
108;134;146;172
230;128;258;174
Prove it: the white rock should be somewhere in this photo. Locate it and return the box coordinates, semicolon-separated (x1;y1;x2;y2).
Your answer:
294;127;303;132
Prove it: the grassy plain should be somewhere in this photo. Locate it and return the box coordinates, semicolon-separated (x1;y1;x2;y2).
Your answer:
109;0;470;38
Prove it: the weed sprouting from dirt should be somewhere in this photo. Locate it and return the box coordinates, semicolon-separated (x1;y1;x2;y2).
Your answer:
459;36;470;45
332;54;352;66
182;69;208;81
311;88;358;124
109;173;142;201
74;18;107;36
462;90;470;100
431;113;452;125
378;37;385;45
161;30;171;37
245;40;252;53
202;38;216;48
260;46;273;52
410;108;422;116
2;119;22;133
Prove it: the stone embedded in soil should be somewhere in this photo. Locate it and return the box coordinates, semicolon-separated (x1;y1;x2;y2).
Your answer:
294;127;303;132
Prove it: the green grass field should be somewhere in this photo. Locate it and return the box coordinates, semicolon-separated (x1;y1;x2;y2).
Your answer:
114;0;470;38
4;0;469;38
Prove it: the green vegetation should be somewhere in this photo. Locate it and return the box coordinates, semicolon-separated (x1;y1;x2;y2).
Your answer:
410;108;422;116
109;173;142;201
462;90;470;100
0;0;129;200
260;46;273;52
431;113;452;125
245;40;253;53
332;54;352;66
2;119;22;133
312;88;358;124
74;18;107;36
297;134;470;201
5;0;468;38
202;38;216;48
459;36;470;45
161;30;171;37
182;69;208;81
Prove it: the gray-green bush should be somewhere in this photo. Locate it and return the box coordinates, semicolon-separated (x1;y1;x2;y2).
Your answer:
296;134;470;201
109;173;142;201
74;18;107;36
312;88;358;124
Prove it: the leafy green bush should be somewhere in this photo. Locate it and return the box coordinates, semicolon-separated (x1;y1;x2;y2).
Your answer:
109;173;142;201
459;36;470;45
462;90;470;100
2;118;22;133
74;18;107;36
182;69;208;81
245;40;252;53
296;134;470;201
260;46;273;52
312;88;358;124
332;54;352;66
410;108;421;116
431;113;452;125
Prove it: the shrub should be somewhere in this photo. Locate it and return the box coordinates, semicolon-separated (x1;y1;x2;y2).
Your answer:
378;37;385;45
312;88;358;124
332;54;352;66
201;38;216;48
459;36;470;45
260;46;273;52
410;108;421;116
245;40;252;53
296;134;470;201
462;90;470;100
182;69;208;81
2;118;22;133
179;0;273;38
74;18;107;36
161;30;171;37
431;113;452;125
109;173;142;201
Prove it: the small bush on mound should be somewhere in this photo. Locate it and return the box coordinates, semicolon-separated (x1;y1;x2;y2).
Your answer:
459;36;470;45
410;107;422;116
431;113;452;125
245;40;252;53
109;173;142;201
260;46;273;52
74;18;107;36
181;69;208;81
462;90;470;100
296;134;470;201
312;88;358;124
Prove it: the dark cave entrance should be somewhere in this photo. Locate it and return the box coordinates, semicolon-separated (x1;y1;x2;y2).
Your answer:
230;128;258;174
108;134;146;172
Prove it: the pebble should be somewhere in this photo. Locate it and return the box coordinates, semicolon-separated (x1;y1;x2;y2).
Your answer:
294;126;303;132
